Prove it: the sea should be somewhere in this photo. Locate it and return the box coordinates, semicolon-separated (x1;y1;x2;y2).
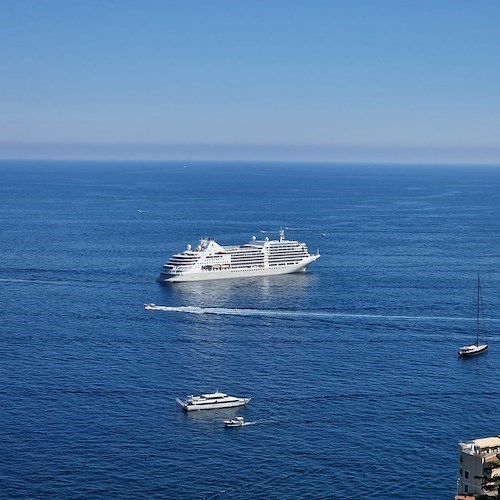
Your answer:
1;160;500;499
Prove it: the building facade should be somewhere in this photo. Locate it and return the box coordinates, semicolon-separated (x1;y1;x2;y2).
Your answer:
457;435;500;496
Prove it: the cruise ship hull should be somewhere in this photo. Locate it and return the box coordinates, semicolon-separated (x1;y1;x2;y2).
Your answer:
158;255;320;283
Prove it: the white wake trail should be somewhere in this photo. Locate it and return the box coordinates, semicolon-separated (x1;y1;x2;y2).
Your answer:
144;304;493;323
0;278;70;285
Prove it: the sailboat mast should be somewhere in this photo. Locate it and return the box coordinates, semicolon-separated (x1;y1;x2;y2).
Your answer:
476;271;480;347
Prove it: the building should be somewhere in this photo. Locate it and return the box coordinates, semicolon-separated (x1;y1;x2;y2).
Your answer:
457;435;500;497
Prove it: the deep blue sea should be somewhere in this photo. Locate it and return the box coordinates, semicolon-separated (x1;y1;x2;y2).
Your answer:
1;160;500;499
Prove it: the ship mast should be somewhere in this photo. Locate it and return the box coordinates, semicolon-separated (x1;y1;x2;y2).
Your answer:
476;271;480;346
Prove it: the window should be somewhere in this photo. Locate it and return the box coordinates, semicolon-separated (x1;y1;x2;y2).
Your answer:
464;470;470;479
465;484;469;493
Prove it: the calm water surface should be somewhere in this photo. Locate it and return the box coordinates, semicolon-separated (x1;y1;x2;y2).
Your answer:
1;161;500;499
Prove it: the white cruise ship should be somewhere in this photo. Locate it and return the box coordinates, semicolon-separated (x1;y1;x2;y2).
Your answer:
176;390;251;411
157;229;320;282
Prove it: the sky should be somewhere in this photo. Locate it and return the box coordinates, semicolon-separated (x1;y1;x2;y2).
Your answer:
1;0;500;163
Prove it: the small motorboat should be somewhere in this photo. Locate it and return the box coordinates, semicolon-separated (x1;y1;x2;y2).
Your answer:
223;416;255;428
144;303;156;310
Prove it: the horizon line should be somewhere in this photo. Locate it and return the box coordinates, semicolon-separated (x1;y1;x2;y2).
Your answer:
1;141;500;165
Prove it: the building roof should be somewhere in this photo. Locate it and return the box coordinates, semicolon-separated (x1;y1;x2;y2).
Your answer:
474;436;500;449
484;454;500;463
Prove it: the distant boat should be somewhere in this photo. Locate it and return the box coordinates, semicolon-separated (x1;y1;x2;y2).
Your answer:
223;416;256;428
458;272;489;358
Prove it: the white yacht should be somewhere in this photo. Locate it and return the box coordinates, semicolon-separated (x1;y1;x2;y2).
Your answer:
157;229;320;282
176;390;251;411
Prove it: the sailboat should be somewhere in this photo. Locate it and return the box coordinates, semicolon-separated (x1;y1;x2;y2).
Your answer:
458;272;489;358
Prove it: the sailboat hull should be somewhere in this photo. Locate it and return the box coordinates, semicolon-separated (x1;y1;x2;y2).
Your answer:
458;344;488;357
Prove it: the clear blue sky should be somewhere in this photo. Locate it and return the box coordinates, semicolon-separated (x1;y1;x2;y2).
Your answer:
1;0;499;163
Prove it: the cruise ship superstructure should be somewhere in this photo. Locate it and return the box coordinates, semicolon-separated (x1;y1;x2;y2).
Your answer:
157;229;320;283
